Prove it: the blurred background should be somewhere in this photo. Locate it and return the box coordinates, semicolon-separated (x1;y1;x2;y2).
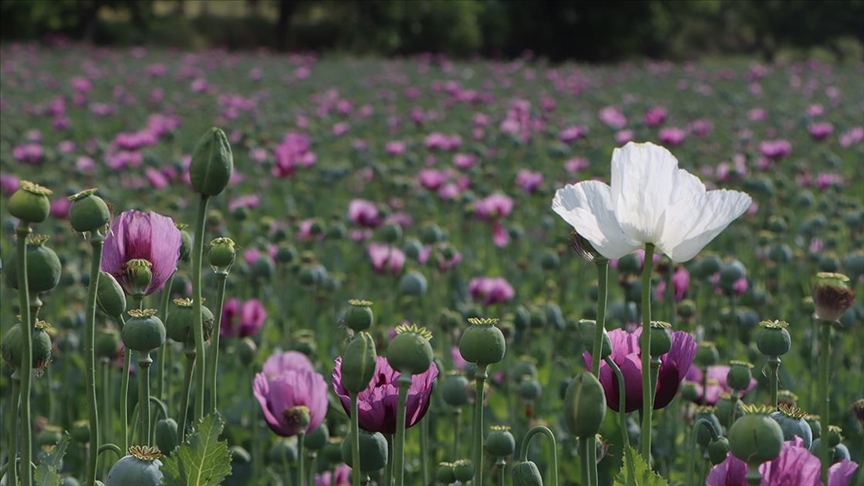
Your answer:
1;0;863;62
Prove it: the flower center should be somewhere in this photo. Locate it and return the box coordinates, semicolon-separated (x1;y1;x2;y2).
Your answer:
281;405;310;429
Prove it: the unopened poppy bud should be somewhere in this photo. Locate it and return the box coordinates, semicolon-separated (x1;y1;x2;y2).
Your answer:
485;425;516;457
756;320;791;357
4;234;62;292
436;462;456;484
452;459;474;482
237;337;257;366
122;309;165;353
694;407;722;448
727;361;754;391
812;272;855;322
189;127;233;196
707;436;730;465
2;320;52;371
268;439;298;464
649;321;672;356
95;329;121;359
8;180;52;223
68;188;110;233
306;423;329;451
155;418;178;456
459;318;506;365
511;460;543;486
770;404;812;448
341;429;388;472
388;324;433;375
97;271;127;318
345;299;374;332
398;271;427;296
695;342;719;367
176;224;192;262
420;224;443;244
166;299;214;346
563;372;606;439
341;331;377;393
826;425;842;447
729;405;784;466
208;237;236;272
105;445;163;486
441;372;470;407
123;259;153;297
230;445;252;464
517;378;542;401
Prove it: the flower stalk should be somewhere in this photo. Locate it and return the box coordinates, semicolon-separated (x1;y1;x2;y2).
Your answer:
640;243;656;462
138;352;154;446
206;270;229;411
191;193;210;422
518;426;558;486
818;320;831;485
351;393;361;486
15;222;35;486
8;372;20;486
393;374;412;486
605;357;634;485
473;364;488;486
84;231;105;486
156;274;175;403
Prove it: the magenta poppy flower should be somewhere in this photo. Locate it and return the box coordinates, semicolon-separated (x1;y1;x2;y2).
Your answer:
583;327;697;412
707;437;858;486
101;210;182;296
682;364;757;405
348;199;382;228
515;169;544;194
315;464;351;486
220;298;266;338
468;277;515;305
644;106;668;127
262;351;314;378
474;193;513;220
808;122;833;141
367;243;405;276
599;106;627;129
658;127;687;146
253;368;329;437
332;355;438;435
759;140;792;160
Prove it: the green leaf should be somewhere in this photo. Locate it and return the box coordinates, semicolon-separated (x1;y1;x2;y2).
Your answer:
34;434;70;486
161;412;232;486
613;446;669;486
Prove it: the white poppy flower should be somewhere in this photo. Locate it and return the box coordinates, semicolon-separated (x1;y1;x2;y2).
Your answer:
552;142;752;262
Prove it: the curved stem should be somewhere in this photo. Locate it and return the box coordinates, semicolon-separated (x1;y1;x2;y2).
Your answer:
591;259;610;376
97;443;123;461
16;223;35;486
393;375;412;486
474;365;488;486
351;393;361;486
191;194;210;422
206;271;229;412
819;320;831;485
179;350;196;442
84;233;104;486
688;418;720;486
157;274;175;404
640;243;656;463
118;314;130;452
767;358;780;410
8;374;20;486
138;353;153;446
605;356;633;486
518;425;558;486
149;397;170;422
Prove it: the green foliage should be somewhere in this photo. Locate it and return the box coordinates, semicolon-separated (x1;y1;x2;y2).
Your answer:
161;413;232;486
34;434;70;486
614;446;669;486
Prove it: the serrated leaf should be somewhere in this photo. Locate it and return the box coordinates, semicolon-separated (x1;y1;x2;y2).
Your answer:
614;446;669;486
34;434;70;486
160;412;232;486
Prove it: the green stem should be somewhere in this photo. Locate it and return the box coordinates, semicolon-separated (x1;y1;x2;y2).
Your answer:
745;465;762;486
100;359;111;476
649;357;661;411
588;435;598;486
580;437;591;486
819;320;831;485
351;393;361;486
118;315;130;452
191;194;210;422
688;418;719;486
393;375;411;486
157;274;175;404
16;223;35;486
605;357;633;486
727;296;737;360
767;357;780;410
97;443;123;462
179;350;195;442
83;232;104;486
297;432;305;486
496;458;506;486
474;365;488;486
591;258;610;376
206;271;229;412
8;373;20;486
518;426;558;486
138;353;153;446
420;410;429;486
452;408;462;458
640;243;655;463
383;434;392;486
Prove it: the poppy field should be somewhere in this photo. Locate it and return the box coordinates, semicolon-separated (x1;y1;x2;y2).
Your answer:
0;42;863;486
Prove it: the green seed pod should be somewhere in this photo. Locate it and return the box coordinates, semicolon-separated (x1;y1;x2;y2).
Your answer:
122;309;166;353
452;459;474;482
1;321;53;370
251;256;275;281
387;324;433;375
563;372;606;439
678;299;697;319
189;127;233;196
8;180;52;223
340;429;388;472
436;462;456;484
576;320;612;360
105;446;163;486
511;460;543;486
306;423;329;451
176;224;192;262
826;425;843;447
510;358;538;382
123;259;153;297
209;237;236;271
756;320;791;357
398;271;428;296
276;245;296;264
379;222;402;243
441;372;470;407
719;260;746;288
617;253;640;274
95;329;121;359
770;405;812;449
344;299;374;332
321;437;344;465
729;406;784;466
517;379;542;401
165;299;214;346
695;408;722;448
649;321;672;356
540;250;560;271
36;425;63;446
237;337;257;366
727;361;754;392
700;254;722;276
402;239;423;260
420;224;443;245
707;436;730;465
340;331;377;393
812;272;855;322
97;272;127;319
268;439;298;464
695;342;719;367
459;318;506;365
485;426;516;457
715;395;743;429
71;420;90;443
68;189;110;233
5;235;62;292
155;419;178;456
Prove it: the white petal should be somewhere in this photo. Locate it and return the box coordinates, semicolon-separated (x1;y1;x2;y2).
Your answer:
611;142;681;243
552;182;641;259
657;189;752;262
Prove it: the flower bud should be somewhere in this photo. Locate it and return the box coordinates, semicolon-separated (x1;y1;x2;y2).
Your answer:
727;361;754;392
97;271;127;319
95;329;121;359
707;436;730;465
189;127;233;196
8;180;52;223
756;320;791;357
4;235;62;292
729;405;784;466
344;299;374;332
341;331;377;393
387;324;433;375
452;459;474;482
436;462;456;484
770;405;812;449
486;425;516;457
649;321;672;356
398;271;428;296
563;372;606;439
166;299;214;346
68;189;110;233
694;407;722;448
441;372;470;407
695;342;719;367
122;309;166;353
155;418;178;456
1;320;53;371
305;423;329;451
268;439;297;464
208;237;236;272
459;318;506;365
511;460;543;486
812;272;855;322
237;337;257;366
341;429;388;472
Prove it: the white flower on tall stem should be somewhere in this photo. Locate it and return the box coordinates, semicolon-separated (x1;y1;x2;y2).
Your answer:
552;142;752;262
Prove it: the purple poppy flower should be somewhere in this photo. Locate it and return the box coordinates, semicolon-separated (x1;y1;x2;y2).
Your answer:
315;464;351;486
262;351;314;378
682;364;757;405
101;210;182;297
583;327;697;413
515;169;544;194
808;122;834;141
332;355;438;435
367;243;405;276
468;277;515;305
707;437;858;486
348;199;382;228
253;367;328;438
474;193;513;220
220;298;266;338
644;106;667;127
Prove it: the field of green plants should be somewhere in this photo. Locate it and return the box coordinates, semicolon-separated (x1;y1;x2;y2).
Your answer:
0;42;862;486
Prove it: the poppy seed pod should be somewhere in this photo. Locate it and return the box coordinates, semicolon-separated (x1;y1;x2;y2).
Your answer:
398;271;428;296
166;299;214;346
517;378;542;401
695;342;720;367
96;271;127;319
649;321;673;356
387;324;433;375
441;372;470;407
344;299;374;332
379;222;402;243
339;331;377;393
268;439;298;464
826;425;843;448
95;330;121;359
485;425;516;457
511;460;543;486
694;407;722;448
728;405;784;466
68;189;110;233
122;309;166;353
452;459;474;482
4;235;62;292
459;318;506;365
105;446;163;486
189;127;233;196
770;404;813;449
340;429;388;472
577;320;612;359
208;237;236;272
8;180;52;223
306;423;329;451
436;462;456;484
755;320;791;357
2;320;53;371
727;361;754;392
812;272;855;322
563;372;606;439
